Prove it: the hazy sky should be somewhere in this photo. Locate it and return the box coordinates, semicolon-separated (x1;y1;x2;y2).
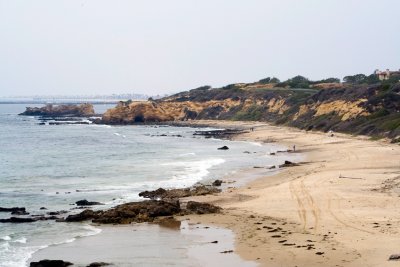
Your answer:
0;0;399;96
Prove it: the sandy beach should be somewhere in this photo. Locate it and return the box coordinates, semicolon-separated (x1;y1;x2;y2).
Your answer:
181;120;400;267
28;120;400;267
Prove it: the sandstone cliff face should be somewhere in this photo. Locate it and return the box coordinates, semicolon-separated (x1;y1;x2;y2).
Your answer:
101;83;400;140
20;103;95;117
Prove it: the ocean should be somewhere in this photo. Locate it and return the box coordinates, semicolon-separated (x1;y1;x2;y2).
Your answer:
0;104;297;267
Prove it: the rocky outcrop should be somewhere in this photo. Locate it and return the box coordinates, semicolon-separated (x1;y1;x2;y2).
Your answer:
138;185;221;200
66;200;181;224
20;103;95;117
0;217;36;223
0;216;61;223
65;199;221;224
0;207;26;213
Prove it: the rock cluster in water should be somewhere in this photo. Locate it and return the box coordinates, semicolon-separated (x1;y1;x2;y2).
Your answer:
19;103;95;117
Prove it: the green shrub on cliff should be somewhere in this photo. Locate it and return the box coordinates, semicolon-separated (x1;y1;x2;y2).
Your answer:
232;105;264;121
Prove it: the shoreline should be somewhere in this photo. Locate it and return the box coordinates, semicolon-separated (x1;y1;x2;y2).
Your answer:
178;120;400;267
27;120;400;267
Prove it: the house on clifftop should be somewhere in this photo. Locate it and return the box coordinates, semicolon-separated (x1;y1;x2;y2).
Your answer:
374;69;400;80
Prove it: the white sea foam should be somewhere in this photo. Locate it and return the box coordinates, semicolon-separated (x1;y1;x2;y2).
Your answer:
13;237;27;244
0;236;11;241
178;152;196;157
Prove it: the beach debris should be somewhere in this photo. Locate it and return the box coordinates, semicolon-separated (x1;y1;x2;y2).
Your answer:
30;260;73;267
75;199;104;206
389;254;400;261
338;174;364;180
218;145;229;150
220;250;234;253
315;252;325;255
212;179;223;186
185;201;221;214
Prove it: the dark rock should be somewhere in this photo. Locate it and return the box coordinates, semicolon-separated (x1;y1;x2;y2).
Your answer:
279;160;299;168
40;207;48;210
86;262;112;267
66;200;181;224
11;210;30;215
389;254;400;261
139;185;220;200
75;200;103;206
0;207;26;213
139;188;167;199
30;260;73;267
193;129;248;139
47;211;68;216
185;201;221;214
268;166;276;169
217;146;229;150
65;209;97;222
212;180;223;186
0;217;36;223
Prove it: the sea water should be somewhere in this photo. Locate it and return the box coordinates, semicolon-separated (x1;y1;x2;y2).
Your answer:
0;104;296;267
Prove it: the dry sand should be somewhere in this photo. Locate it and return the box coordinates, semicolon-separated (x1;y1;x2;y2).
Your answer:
181;120;400;267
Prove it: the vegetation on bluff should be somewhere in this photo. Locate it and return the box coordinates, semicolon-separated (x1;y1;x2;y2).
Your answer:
102;72;400;142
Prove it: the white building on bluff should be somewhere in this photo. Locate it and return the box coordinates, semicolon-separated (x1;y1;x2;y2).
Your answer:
374;69;400;80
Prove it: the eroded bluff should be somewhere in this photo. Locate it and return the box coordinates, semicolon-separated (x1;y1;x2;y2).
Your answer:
101;83;400;140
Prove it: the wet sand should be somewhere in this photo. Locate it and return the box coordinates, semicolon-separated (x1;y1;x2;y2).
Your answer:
181;120;400;267
30;222;257;267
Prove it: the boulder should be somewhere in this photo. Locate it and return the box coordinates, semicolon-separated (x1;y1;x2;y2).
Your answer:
212;180;223;186
30;260;73;267
279;160;299;168
185;201;221;214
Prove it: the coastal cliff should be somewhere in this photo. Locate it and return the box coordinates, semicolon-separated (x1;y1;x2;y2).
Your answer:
20;103;95;117
102;82;400;141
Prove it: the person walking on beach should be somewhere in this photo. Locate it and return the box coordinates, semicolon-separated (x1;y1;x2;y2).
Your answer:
293;145;296;152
